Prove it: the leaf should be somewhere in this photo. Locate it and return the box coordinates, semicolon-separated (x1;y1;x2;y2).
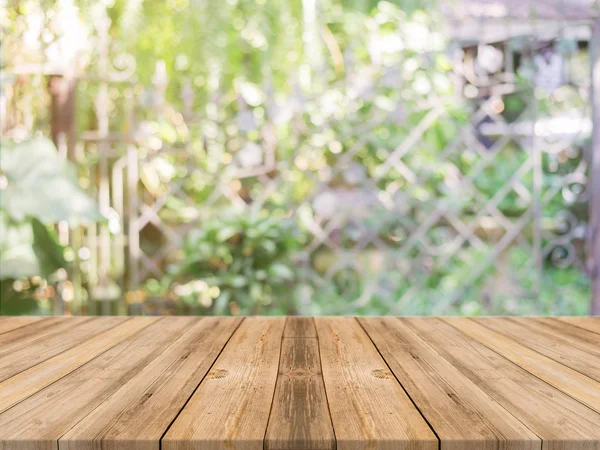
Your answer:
31;218;67;276
261;240;276;255
269;263;294;281
0;138;104;224
228;275;248;288
0;215;39;280
0;214;67;280
216;226;239;242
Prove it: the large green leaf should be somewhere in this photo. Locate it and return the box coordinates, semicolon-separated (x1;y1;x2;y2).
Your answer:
0;214;67;280
0;138;104;224
0;214;39;279
32;218;67;276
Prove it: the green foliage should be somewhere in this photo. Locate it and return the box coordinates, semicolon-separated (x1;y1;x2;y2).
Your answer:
1;1;593;316
161;211;303;315
122;1;589;316
0;215;67;280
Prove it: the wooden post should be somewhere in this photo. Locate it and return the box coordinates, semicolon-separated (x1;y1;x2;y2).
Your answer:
49;75;77;159
590;20;600;315
48;74;78;316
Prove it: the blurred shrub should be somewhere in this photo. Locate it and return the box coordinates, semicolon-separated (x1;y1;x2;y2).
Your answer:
155;211;304;315
1;1;592;316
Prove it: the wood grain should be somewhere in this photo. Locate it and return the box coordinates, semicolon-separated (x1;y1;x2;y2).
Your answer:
0;316;599;450
359;317;540;450
0;316;71;347
556;316;600;335
0;317;157;414
0;317;92;357
446;317;600;414
162;317;286;450
403;317;600;450
315;317;438;450
59;317;241;450
523;317;600;351
0;317;191;450
0;316;126;382
475;317;600;382
265;318;335;450
0;316;46;335
283;317;317;338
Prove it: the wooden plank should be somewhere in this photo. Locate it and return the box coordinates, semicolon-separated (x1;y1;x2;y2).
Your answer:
0;317;46;335
315;317;437;450
0;316;127;382
523;318;600;351
0;317;92;356
0;316;71;347
0;317;158;414
475;317;600;382
265;318;335;450
59;317;242;450
444;317;600;414
0;317;193;450
359;317;540;450
162;317;285;450
556;317;600;335
284;317;317;338
401;318;600;450
2;316;600;449
283;317;317;338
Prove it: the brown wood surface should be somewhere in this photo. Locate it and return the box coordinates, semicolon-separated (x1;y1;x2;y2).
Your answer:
0;316;126;382
0;316;599;450
523;317;600;350
265;318;335;450
557;316;600;334
315;317;438;450
59;317;242;450
447;317;600;414
358;317;539;450
283;316;317;338
162;317;286;450
406;317;600;450
0;316;46;335
0;317;179;450
0;317;158;414
0;316;71;347
476;316;600;382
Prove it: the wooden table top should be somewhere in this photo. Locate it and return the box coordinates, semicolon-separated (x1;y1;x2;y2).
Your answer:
1;316;600;450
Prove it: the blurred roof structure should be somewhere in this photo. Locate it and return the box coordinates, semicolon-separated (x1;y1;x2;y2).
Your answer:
445;0;598;43
445;0;596;20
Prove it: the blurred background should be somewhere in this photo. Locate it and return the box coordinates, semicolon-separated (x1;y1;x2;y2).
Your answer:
1;0;599;316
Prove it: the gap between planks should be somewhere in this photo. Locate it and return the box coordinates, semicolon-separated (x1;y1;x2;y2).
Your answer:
355;317;444;448
155;316;246;450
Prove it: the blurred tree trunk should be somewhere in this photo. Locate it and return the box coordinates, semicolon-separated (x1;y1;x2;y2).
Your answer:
590;20;600;315
49;75;77;160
